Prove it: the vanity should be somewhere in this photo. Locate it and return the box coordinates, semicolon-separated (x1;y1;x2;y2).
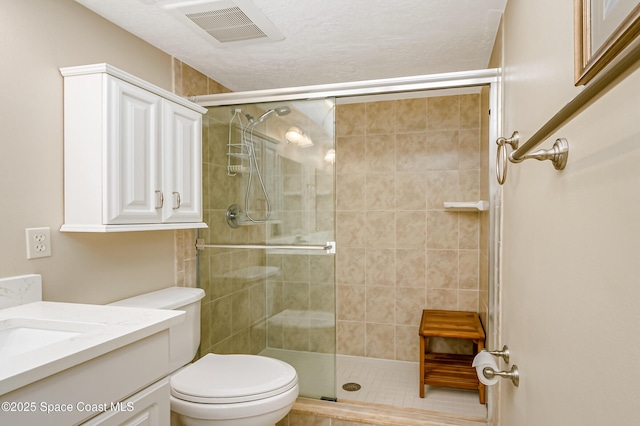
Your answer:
0;275;183;425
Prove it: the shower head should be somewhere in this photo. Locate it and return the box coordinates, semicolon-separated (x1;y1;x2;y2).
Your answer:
252;106;291;125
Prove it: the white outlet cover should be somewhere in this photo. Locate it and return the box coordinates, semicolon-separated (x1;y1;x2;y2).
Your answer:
26;227;52;259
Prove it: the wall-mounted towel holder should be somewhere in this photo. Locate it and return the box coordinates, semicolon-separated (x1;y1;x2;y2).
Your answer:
496;131;569;185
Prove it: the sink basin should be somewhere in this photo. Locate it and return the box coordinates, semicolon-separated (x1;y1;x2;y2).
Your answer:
0;318;100;360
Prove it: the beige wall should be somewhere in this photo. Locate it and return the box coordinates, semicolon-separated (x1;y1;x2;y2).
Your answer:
0;0;178;303
500;0;640;424
335;96;484;361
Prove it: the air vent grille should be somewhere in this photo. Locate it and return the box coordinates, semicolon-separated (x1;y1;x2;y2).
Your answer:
186;7;267;42
166;0;285;45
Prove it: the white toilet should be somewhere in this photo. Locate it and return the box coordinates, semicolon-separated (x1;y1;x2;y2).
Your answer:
110;287;299;426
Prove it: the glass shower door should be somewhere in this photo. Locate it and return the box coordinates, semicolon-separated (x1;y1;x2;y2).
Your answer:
198;98;336;400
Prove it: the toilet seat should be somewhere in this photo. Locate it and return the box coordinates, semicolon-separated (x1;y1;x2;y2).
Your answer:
170;354;298;404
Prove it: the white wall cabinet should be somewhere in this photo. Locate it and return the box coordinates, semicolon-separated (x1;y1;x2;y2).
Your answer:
60;63;207;232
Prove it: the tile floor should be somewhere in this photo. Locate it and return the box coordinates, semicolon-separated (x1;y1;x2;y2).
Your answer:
262;348;487;419
336;355;487;418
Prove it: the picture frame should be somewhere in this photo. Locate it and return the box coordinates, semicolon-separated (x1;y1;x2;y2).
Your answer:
574;0;640;85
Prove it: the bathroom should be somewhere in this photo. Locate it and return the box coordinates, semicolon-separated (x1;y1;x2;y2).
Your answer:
3;1;640;426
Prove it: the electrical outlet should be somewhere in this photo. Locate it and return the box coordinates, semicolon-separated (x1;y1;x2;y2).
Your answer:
26;227;52;259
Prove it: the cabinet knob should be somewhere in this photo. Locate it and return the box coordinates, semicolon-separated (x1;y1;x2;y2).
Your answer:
155;190;164;209
172;192;181;209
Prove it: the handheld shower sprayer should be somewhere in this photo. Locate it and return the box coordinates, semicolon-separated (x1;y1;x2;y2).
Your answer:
232;105;292;224
250;106;291;126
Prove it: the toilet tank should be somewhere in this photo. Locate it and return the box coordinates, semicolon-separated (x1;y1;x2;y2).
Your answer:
109;287;205;372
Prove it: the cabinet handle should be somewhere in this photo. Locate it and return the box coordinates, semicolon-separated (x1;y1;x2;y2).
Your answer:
155;190;164;209
172;192;181;209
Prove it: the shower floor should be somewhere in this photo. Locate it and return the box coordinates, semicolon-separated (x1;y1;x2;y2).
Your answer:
260;348;487;419
337;355;487;418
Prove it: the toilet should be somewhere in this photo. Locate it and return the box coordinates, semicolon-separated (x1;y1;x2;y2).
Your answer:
110;287;299;426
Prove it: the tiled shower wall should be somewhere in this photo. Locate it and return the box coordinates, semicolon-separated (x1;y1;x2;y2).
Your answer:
173;59;230;290
335;95;484;362
172;60;267;359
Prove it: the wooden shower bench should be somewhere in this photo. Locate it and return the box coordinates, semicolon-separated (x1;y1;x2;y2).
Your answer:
419;310;486;404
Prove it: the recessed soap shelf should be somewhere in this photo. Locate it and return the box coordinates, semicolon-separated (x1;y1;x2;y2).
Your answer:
443;201;489;212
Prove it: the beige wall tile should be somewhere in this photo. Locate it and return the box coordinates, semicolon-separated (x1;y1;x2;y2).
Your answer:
395;249;426;288
333;95;486;361
426;130;459;170
459;251;479;290
337;173;366;211
336;248;366;285
426;170;459;211
459;213;480;249
337;321;365;356
396;98;427;132
396;325;420;362
459;128;480;170
337;285;366;321
365;249;396;286
426;211;458;249
366;286;395;324
396;211;426;248
365;174;396;210
427;289;458;310
427;96;460;130
396;132;429;172
366;134;396;173
395;287;425;325
366;323;395;359
427;250;458;289
460;94;480;129
336;211;367;248
459;290;479;312
336;104;366;137
365;211;396;247
366;101;396;135
336;135;366;174
396;172;427;211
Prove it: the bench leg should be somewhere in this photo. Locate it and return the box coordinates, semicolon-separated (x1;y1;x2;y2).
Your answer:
419;336;425;398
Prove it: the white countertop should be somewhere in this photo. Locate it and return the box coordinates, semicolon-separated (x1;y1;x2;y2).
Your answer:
0;301;183;395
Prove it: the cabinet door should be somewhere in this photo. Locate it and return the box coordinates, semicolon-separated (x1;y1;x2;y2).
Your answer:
105;76;162;224
161;100;202;223
81;378;170;426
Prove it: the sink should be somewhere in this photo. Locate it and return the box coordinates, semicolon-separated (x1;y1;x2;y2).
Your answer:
0;318;100;360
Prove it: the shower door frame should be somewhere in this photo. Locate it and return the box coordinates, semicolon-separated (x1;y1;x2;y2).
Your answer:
196;68;503;420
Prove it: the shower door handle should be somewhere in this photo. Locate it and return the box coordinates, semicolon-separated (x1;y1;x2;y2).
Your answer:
196;239;336;254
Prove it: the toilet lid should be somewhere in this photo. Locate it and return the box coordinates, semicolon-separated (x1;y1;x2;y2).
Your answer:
170;353;298;404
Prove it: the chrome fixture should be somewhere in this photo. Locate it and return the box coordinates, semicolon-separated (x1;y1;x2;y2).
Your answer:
496;131;569;185
482;364;520;387
496;131;520;185
227;106;291;223
510;138;568;169
250;106;291;125
195;239;336;253
487;345;510;364
225;204;242;228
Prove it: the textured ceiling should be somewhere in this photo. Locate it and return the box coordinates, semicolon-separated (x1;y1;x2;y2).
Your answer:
75;0;507;92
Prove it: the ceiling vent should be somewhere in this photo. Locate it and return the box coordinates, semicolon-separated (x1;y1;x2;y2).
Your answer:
164;0;284;46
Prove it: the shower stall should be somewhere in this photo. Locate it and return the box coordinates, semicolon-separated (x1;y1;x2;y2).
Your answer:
197;98;337;400
195;69;502;419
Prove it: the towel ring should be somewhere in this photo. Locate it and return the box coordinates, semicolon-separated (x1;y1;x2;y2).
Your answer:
496;131;520;185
